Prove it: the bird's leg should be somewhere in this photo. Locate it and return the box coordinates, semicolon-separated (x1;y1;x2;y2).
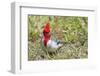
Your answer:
44;48;53;59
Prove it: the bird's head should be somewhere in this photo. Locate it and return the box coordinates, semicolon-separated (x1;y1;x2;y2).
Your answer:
43;22;51;36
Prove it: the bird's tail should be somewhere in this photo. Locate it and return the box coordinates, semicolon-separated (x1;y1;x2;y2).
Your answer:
57;41;69;44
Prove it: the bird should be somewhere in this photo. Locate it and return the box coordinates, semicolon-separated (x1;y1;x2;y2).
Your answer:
42;22;66;56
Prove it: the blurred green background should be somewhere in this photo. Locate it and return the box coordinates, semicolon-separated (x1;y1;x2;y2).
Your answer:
28;15;88;60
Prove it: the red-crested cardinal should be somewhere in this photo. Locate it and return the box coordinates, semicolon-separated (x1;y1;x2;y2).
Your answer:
42;22;63;52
